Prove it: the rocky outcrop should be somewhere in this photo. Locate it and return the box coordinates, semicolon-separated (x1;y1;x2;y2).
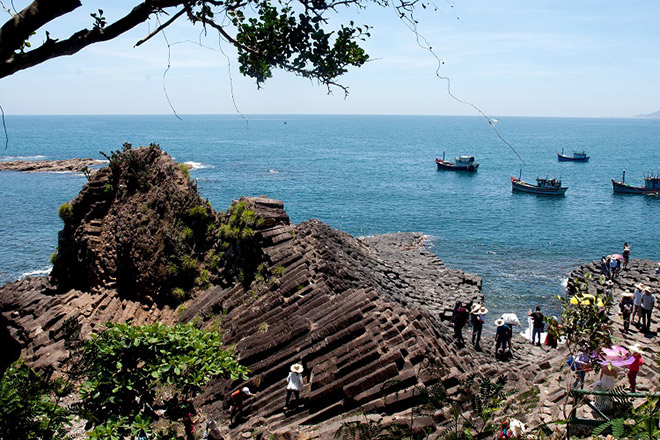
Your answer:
50;145;215;302
0;158;104;172
0;147;488;438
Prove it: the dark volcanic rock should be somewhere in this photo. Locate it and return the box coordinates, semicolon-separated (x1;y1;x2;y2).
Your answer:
50;145;214;302
0;147;491;438
0;158;104;172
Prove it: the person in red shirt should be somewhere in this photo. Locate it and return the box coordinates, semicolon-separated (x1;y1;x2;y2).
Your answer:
627;344;644;393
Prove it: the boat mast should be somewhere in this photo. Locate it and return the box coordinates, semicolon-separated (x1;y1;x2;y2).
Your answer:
622;169;626;184
442;151;446;161
519;168;522;180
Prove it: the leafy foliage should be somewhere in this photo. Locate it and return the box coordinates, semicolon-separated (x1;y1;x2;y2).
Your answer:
57;202;73;222
78;322;248;438
593;396;660;439
0;360;72;440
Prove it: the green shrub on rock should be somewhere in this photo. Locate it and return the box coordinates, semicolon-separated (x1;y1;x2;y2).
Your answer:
57;202;73;222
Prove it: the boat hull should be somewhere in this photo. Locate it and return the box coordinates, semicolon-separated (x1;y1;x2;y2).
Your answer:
511;178;567;196
612;180;660;195
557;154;589;162
436;161;479;172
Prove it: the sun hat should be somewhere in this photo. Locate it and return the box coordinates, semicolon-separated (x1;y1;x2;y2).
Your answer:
606;280;614;286
242;386;254;396
644;286;652;292
479;306;488;315
622;290;634;297
207;420;218;431
629;343;643;354
290;363;303;374
471;303;481;313
635;282;646;290
495;318;504;327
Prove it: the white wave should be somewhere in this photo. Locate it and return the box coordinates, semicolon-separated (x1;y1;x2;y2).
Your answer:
269;169;279;174
560;277;568;288
19;266;52;279
1;155;47;161
183;161;213;170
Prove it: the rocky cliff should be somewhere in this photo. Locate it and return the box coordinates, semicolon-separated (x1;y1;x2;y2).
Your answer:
0;146;487;438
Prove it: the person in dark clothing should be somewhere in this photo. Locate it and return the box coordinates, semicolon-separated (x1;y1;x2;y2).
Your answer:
619;291;634;333
451;302;469;344
528;306;544;346
600;255;610;279
470;304;487;350
494;318;510;358
622;242;631;270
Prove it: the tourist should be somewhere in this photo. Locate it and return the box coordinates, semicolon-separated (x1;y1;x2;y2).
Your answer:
285;363;304;410
451;301;469;344
470;304;487;350
594;365;618;411
656;263;660;275
600;255;610;279
640;287;655;333
627;344;644;393
609;256;619;280
543;316;558;349
203;420;224;440
567;351;590;389
619;291;634;333
528;306;544;346
494;318;510;358
229;386;254;424
622;242;631;270
182;402;200;440
632;283;644;326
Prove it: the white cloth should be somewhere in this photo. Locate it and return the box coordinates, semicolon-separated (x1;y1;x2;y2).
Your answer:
593;373;616;411
633;289;643;306
287;372;303;391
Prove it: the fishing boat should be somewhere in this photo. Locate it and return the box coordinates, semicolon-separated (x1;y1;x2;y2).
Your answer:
435;153;479;172
511;175;568;196
612;170;660;194
557;148;589;162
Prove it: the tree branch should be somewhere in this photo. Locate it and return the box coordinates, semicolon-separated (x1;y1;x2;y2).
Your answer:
0;0;183;79
0;0;82;59
134;8;186;47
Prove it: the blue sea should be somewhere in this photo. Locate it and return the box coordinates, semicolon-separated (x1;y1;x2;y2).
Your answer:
1;115;659;322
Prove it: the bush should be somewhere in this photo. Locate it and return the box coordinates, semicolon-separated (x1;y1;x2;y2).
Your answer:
179;163;190;179
171;287;187;301
50;251;57;264
187;205;209;221
57;202;73;222
0;360;72;440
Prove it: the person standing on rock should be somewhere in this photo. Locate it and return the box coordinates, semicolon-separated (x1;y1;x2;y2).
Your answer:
528;306;544;346
451;302;469;345
640;287;655;333
600;255;610;279
632;283;644;327
470;304;487;350
285;363;304;410
609;256;619;280
619;291;634;333
494;318;509;358
622;242;631;270
627;344;644;393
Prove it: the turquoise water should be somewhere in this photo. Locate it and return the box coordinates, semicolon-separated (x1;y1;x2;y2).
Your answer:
1;115;659;320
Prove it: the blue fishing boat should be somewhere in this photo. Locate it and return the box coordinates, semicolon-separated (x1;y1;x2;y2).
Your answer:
557;149;589;162
612;170;660;195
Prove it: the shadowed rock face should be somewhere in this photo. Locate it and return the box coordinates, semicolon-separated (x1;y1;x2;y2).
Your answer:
50;145;214;302
0;147;487;436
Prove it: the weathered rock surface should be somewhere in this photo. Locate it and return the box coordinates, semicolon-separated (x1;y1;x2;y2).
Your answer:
0;158;104;172
0;147;487;438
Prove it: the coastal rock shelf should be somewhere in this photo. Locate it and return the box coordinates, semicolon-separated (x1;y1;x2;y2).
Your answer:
0;158;104;172
0;147;487;438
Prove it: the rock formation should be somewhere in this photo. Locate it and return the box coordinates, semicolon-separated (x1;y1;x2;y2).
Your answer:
0;146;487;438
0;158;104;172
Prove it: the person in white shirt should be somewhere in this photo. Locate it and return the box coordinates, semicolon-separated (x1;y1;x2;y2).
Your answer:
285;363;304;409
632;283;644;326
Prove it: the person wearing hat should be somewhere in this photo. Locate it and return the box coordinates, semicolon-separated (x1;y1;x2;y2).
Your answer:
470;304;487;350
619;290;634;333
632;283;645;326
285;363;304;410
494;318;510;358
203;420;225;440
450;301;469;345
627;344;644;392
229;386;254;424
640;287;655;333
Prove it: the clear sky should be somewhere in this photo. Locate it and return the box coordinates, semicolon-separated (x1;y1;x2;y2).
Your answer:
1;1;659;117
